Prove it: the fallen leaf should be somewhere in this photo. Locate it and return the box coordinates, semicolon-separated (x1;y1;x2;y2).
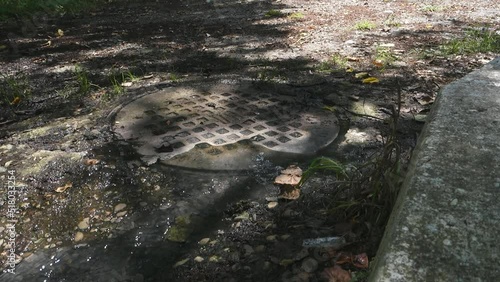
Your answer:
353;253;369;269
56;29;64;37
279;259;295;266
10;97;21;105
354;72;369;79
372;60;384;67
55;182;72;193
414;114;427;123
173;258;189;267
362;77;380;84
323;265;351;282
84;158;100;166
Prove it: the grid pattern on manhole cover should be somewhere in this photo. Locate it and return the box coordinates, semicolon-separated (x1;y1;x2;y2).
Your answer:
114;87;339;161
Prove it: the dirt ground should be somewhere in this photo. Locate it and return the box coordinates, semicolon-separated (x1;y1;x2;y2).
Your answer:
0;0;498;281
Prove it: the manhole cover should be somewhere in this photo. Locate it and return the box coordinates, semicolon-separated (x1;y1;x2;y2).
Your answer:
113;83;339;169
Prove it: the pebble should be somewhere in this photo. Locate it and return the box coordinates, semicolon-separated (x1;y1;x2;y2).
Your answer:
243;244;254;256
194;256;204;262
255;245;266;253
267;201;278;209
74;232;84;242
198;238;210;245
301;257;318;273
208;255;219;262
266;235;277;242
4;160;13;167
114;203;127;213
280;234;291;240
116;211;127;217
78;218;90;230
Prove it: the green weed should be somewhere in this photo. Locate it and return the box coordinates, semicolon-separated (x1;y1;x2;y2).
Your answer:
169;72;179;82
0;74;32;106
374;46;398;69
384;14;401;28
265;9;284;18
442;28;500;55
0;0;102;20
301;85;404;227
315;54;348;73
288;12;304;20
421;5;444;13
355;20;376;31
74;64;96;95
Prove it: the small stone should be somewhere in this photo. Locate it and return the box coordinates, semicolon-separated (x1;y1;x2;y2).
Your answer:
267;201;278;209
194;256;204;262
243;244;254;256
114;203;127;213
198;238;210;245
234;211;250;221
301;257;318;272
116;211;127;217
266;235;277;242
4;160;13;167
209;255;219;262
283;208;297;217
74;232;84;242
209;240;218;246
263;261;271;270
280;234;291;240
450;199;458;206
255;245;266;253
174;258;189;267
265;196;278;202
139;202;148;207
78;218;90;230
0;239;4;246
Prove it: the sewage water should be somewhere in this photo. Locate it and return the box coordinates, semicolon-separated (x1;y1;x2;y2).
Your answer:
1;82;342;281
1;152;315;281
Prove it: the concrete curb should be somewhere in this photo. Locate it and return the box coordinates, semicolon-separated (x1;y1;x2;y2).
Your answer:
370;57;500;281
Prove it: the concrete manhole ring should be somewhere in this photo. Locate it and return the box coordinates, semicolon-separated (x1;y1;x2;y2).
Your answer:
113;83;339;169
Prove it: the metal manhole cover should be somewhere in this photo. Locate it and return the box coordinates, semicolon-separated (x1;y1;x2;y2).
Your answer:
113;83;339;167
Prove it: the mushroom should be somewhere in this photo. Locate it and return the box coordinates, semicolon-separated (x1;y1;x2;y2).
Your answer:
274;165;302;200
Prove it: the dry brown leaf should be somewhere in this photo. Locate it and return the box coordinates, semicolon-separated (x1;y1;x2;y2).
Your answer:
281;165;302;176
278;186;300;200
84;158;100;166
353;253;369;269
274;174;301;185
55;182;72;193
323;265;351;282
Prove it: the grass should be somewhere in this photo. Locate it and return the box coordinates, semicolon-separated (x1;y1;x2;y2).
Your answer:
288;12;304;20
300;84;404;227
74;64;98;96
355;20;376;31
421;5;444;13
316;53;349;73
0;0;102;20
374;46;398;69
0;74;32;106
265;9;284;18
442;28;500;55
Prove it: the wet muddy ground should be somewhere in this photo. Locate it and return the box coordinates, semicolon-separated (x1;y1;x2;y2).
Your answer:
0;0;498;281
